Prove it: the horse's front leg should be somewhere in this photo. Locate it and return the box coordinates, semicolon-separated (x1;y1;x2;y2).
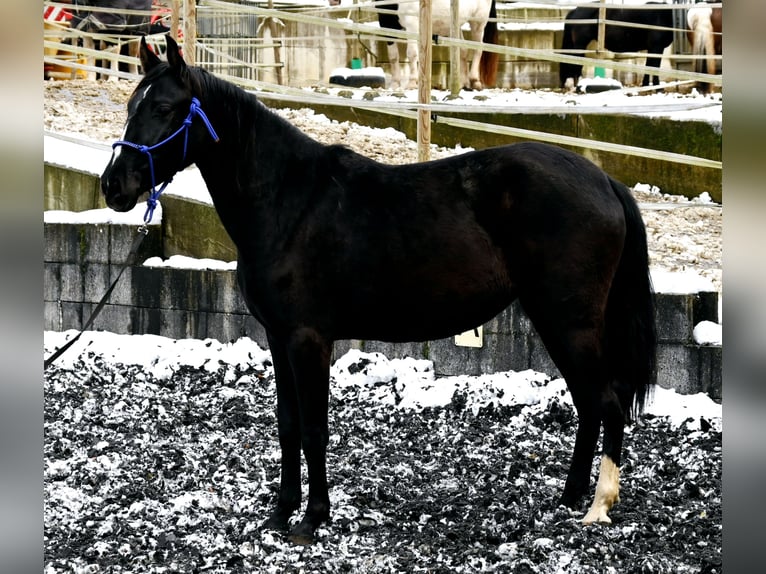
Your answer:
284;327;333;545
560;389;601;509
261;338;303;532
642;56;662;87
405;40;419;90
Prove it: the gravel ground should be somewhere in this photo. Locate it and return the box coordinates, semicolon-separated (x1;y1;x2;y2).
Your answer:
43;79;722;294
43;337;722;574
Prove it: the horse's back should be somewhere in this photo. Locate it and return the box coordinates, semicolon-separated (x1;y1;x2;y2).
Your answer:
328;141;626;294
397;0;492;34
567;5;673;50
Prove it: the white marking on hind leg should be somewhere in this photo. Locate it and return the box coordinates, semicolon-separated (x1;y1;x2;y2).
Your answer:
582;455;620;525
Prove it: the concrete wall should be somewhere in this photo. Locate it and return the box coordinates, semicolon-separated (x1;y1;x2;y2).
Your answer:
44;217;722;401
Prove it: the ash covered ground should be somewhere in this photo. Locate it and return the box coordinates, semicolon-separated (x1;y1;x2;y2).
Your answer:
44;337;722;574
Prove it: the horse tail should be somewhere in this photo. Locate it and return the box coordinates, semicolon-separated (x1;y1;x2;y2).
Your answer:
689;7;716;78
692;22;716;75
605;177;657;422
480;0;499;87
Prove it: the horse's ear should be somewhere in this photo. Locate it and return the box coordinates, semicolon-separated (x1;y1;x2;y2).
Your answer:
165;34;188;79
139;36;161;75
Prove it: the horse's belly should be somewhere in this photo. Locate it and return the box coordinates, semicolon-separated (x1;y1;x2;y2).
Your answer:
337;280;515;343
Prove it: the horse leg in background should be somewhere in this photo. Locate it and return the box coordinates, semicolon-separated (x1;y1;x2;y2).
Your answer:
105;40;121;82
266;328;333;545
127;38;140;75
642;50;663;87
83;35;97;81
464;21;488;90
387;41;403;90
404;38;419;90
559;23;585;89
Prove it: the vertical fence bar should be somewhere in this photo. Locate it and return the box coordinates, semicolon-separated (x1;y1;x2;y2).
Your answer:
171;0;181;41
417;0;432;162
449;0;461;96
183;0;196;65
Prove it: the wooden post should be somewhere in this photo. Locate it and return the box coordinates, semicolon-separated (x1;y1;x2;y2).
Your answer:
171;0;180;41
597;0;606;57
449;0;461;96
267;0;284;85
417;0;432;162
183;0;196;65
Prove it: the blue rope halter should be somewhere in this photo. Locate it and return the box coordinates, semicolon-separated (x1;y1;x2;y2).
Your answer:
112;97;219;224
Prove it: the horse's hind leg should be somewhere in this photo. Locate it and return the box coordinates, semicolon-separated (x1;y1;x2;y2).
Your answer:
520;292;625;523
582;381;631;524
465;23;488;90
386;41;402;89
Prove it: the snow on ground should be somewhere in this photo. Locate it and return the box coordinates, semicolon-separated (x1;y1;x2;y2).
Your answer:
43;330;721;573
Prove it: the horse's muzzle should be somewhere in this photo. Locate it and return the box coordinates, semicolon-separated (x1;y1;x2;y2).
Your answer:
101;170;141;212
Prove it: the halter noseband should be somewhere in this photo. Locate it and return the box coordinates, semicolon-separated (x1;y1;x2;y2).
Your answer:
112;97;219;224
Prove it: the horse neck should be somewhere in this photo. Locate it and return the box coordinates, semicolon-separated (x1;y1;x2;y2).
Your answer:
190;72;325;247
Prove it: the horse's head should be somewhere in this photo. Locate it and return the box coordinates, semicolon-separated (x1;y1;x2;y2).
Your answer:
101;35;216;213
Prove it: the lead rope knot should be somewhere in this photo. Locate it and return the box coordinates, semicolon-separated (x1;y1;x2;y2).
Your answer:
111;97;219;225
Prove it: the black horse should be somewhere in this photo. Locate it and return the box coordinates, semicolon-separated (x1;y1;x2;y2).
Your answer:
101;36;656;545
560;3;675;88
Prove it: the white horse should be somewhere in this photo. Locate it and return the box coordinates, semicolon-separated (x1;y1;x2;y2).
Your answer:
383;0;498;90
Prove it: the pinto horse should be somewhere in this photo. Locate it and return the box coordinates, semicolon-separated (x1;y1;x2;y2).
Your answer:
101;35;656;545
377;0;499;90
560;3;675;88
686;2;722;92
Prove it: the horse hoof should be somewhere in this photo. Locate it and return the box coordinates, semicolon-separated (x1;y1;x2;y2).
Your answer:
261;511;291;533
287;523;317;545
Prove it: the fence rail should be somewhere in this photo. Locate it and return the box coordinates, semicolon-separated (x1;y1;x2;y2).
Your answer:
44;1;723;85
43;1;722;173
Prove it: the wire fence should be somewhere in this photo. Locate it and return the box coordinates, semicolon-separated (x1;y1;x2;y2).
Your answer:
44;1;723;84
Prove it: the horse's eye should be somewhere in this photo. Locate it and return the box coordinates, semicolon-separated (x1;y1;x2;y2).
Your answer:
155;104;173;116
